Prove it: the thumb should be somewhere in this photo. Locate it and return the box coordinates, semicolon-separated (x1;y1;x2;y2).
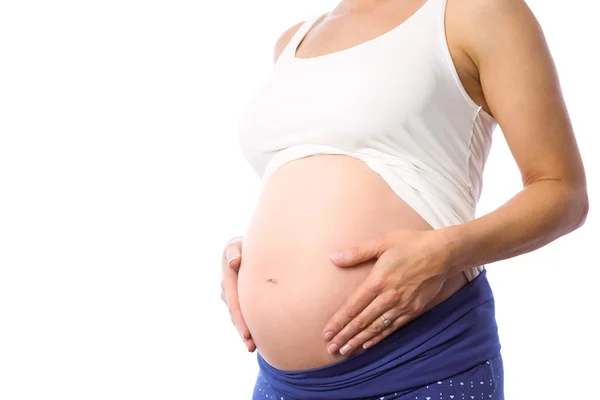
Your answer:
224;236;243;272
329;237;386;267
225;246;241;271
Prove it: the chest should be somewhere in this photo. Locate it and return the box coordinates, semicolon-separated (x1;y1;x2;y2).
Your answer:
238;40;438;147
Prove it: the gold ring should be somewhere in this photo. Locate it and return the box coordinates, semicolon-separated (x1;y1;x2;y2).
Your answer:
380;314;391;327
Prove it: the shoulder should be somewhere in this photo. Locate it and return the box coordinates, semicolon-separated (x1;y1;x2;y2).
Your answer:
449;0;545;68
273;20;306;63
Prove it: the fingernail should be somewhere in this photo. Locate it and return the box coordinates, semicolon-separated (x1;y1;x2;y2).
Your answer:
324;331;334;341
327;343;339;354
340;344;352;355
227;256;239;266
329;252;344;263
363;340;374;350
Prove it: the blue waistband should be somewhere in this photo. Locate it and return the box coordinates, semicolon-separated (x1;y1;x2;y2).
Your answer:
257;269;501;400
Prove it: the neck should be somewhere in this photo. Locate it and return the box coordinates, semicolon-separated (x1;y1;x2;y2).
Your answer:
335;0;387;13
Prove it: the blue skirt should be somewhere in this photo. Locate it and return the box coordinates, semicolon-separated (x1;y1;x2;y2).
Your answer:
253;269;503;400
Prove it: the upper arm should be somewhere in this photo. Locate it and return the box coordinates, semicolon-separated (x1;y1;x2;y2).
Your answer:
273;21;305;63
459;0;587;191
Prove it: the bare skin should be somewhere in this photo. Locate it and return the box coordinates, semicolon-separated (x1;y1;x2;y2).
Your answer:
221;0;588;366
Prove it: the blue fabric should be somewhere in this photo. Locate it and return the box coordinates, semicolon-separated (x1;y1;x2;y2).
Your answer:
253;270;502;400
254;354;504;399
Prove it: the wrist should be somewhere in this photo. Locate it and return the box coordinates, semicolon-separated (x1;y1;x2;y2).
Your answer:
435;223;476;278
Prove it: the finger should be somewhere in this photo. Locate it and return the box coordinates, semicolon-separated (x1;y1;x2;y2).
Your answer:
322;275;384;347
329;236;388;267
359;314;416;351
326;289;399;355
223;267;252;341
338;304;405;355
223;236;243;271
244;338;257;352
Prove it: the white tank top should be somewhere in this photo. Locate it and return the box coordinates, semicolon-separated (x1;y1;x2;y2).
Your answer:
237;0;498;281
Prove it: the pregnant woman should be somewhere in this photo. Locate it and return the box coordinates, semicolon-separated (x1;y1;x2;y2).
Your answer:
220;0;588;398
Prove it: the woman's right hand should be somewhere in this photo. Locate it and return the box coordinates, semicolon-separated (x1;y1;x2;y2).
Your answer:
220;236;256;352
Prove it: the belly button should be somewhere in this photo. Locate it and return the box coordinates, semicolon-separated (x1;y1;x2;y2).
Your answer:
266;277;278;284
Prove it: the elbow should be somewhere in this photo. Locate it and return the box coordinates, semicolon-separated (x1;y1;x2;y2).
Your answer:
572;188;589;231
578;191;589;228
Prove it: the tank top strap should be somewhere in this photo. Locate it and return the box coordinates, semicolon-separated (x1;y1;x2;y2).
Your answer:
276;13;325;63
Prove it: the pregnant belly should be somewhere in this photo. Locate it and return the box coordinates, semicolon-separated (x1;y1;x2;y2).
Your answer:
237;155;467;371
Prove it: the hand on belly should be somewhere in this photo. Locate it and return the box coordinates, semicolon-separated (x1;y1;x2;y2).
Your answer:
320;228;466;358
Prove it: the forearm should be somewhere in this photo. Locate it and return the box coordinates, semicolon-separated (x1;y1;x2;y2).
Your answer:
439;179;589;277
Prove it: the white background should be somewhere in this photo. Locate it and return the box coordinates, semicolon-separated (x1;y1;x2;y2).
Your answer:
0;0;597;399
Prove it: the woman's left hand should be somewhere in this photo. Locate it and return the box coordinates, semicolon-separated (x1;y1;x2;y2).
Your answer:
322;229;453;356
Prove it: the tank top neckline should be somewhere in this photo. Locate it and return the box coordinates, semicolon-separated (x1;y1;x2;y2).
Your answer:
291;0;432;63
